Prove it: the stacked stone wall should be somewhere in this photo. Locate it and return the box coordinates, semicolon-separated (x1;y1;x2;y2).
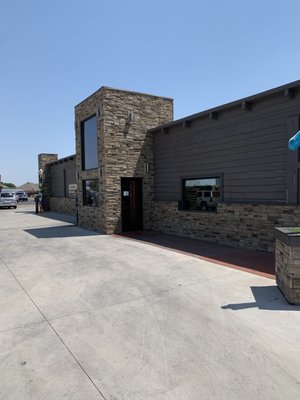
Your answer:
103;90;173;233
75;88;173;233
275;239;300;303
75;89;105;232
77;206;103;232
151;201;300;252
38;153;58;211
49;197;77;216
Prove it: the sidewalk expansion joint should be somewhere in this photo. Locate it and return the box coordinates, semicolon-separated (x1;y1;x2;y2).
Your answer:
0;255;108;400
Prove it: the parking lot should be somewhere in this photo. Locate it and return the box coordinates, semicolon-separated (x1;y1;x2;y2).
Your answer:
1;202;300;399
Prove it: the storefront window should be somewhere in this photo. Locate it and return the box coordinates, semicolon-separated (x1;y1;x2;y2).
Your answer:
182;177;221;211
83;179;99;207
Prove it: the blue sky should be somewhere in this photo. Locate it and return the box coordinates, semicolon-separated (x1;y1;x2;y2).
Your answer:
1;0;300;186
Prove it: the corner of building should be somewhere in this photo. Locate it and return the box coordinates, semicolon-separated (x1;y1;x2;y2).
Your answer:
75;87;173;234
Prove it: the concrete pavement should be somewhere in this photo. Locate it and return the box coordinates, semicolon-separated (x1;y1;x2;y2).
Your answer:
1;202;300;399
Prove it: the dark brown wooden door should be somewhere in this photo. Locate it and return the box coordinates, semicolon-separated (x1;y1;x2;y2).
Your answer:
121;178;143;232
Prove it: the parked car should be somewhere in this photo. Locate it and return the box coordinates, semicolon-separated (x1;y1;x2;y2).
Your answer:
196;189;220;211
0;192;18;209
16;191;28;201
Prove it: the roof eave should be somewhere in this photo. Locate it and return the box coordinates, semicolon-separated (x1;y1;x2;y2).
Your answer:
149;79;300;133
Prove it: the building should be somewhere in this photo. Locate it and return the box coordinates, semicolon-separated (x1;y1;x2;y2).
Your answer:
17;182;40;197
150;81;300;251
38;153;76;214
40;80;300;252
74;87;173;232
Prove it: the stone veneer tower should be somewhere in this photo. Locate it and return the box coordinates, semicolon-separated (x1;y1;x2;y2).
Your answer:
38;153;58;211
75;87;173;233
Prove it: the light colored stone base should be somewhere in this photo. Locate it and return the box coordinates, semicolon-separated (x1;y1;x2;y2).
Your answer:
77;206;105;233
49;197;77;216
275;239;300;304
151;201;300;252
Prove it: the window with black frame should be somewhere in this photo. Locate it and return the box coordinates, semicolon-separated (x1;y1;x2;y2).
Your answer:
182;177;221;211
83;179;99;207
81;115;98;170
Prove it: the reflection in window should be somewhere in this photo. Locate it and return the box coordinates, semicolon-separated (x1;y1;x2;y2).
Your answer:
81;115;98;170
83;179;99;207
182;177;221;211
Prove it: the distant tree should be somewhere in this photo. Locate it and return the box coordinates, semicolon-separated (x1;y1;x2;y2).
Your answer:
4;183;16;188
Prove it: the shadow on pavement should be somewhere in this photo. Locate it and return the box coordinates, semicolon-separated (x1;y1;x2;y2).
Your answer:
15;211;36;215
16;210;77;224
24;225;101;239
221;286;300;311
117;231;275;279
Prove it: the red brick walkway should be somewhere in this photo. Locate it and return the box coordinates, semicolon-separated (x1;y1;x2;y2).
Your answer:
115;231;275;279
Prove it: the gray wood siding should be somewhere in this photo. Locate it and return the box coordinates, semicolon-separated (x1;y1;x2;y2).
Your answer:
50;159;76;197
154;92;300;203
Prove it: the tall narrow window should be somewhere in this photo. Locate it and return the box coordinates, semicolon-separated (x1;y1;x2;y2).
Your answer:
63;169;67;197
81;115;98;170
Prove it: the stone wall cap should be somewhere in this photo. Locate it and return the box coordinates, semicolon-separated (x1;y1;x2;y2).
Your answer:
38;153;58;157
275;227;300;246
75;86;173;108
